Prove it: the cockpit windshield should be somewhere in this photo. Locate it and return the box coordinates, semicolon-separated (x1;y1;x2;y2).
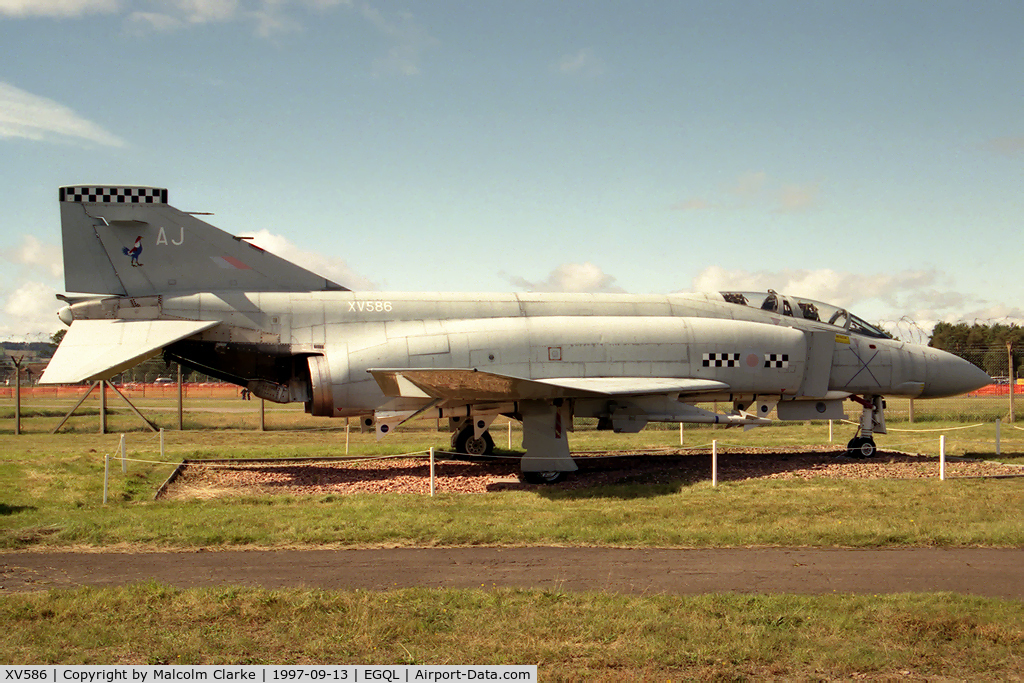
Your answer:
719;291;892;339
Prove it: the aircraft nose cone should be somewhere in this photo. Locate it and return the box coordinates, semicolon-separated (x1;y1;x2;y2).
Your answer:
921;347;992;398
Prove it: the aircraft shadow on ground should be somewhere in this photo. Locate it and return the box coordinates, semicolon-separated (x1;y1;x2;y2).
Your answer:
532;450;867;500
0;504;37;515
175;448;927;501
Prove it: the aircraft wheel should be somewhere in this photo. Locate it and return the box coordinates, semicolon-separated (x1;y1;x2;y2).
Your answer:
520;470;568;485
454;427;495;456
846;436;877;458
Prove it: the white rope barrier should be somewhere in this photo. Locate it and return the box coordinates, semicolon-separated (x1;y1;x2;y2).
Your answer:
886;423;986;433
100;414;1024;503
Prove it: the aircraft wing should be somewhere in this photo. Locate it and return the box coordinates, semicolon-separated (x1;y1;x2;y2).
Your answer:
40;319;219;384
369;368;729;402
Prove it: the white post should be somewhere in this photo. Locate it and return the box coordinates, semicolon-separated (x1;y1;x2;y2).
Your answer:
828;420;833;443
345;418;350;455
160;427;165;460
12;358;20;436
996;418;1001;456
940;435;946;481
712;440;718;487
99;380;107;434
680;422;684;446
120;433;127;473
103;453;110;504
508;420;512;449
429;447;435;497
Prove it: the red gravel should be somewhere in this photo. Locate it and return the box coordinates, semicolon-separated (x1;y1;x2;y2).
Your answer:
161;447;1024;500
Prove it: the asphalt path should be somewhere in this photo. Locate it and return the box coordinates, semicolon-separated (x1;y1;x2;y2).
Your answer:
2;548;1023;598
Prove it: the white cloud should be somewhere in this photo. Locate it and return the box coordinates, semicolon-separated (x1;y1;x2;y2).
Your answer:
727;171;768;198
690;265;939;310
0;281;62;340
3;1;423;68
361;5;435;76
0;235;64;339
671;198;714;211
2;235;63;279
126;10;182;30
775;182;820;213
174;0;240;23
685;265;1024;337
503;262;625;293
0;0;119;18
0;82;126;147
984;136;1024;157
556;48;604;78
0;0;357;37
248;229;376;290
676;172;821;213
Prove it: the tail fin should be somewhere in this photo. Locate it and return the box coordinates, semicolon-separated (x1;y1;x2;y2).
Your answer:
59;186;346;296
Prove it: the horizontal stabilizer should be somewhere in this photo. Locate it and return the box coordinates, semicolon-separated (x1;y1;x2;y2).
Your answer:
369;368;729;402
40;319;219;384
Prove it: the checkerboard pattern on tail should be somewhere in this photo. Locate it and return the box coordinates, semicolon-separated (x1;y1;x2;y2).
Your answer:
59;187;168;204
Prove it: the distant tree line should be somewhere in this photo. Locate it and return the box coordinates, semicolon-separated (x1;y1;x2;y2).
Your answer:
1;340;55;355
929;322;1023;379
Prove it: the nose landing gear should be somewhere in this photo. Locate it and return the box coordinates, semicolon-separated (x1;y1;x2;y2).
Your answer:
846;435;877;458
847;394;886;458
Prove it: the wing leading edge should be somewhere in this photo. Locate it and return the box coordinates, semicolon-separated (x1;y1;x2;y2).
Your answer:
41;319;219;384
369;368;729;402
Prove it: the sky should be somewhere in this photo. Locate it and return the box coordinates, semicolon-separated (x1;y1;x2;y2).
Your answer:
1;0;1022;344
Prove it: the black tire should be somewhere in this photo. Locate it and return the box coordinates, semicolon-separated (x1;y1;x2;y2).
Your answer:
520;470;568;485
454;427;495;456
847;436;877;458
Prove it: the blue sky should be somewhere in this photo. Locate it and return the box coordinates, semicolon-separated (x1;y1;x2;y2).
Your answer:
1;0;1021;342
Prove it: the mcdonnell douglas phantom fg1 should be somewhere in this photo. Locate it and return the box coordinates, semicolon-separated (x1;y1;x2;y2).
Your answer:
41;186;991;482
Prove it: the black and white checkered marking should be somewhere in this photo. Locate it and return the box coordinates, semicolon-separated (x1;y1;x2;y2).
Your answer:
59;187;168;204
764;353;790;368
702;352;741;368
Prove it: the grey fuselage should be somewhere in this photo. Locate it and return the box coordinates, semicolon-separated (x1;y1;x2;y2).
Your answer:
65;289;979;419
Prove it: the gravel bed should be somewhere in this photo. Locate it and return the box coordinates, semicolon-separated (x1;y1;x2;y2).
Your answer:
161;447;1024;500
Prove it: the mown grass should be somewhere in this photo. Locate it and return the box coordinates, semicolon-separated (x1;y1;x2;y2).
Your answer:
0;584;1021;679
2;397;1024;675
0;417;1022;550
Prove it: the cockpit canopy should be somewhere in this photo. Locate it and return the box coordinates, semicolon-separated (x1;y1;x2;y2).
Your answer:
720;291;892;340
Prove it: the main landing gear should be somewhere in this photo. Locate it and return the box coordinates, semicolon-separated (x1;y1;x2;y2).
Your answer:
847;395;886;458
451;425;495;457
451;423;568;484
449;402;579;484
520;470;568;485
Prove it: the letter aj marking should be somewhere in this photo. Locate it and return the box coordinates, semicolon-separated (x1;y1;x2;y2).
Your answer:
156;226;185;246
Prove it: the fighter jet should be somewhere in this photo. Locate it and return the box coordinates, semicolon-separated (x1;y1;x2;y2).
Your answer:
41;186;991;482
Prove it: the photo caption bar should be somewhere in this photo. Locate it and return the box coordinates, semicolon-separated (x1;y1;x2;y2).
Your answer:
1;667;536;683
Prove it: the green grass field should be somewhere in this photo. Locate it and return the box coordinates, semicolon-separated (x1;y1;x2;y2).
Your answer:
2;586;1022;679
1;394;1023;677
